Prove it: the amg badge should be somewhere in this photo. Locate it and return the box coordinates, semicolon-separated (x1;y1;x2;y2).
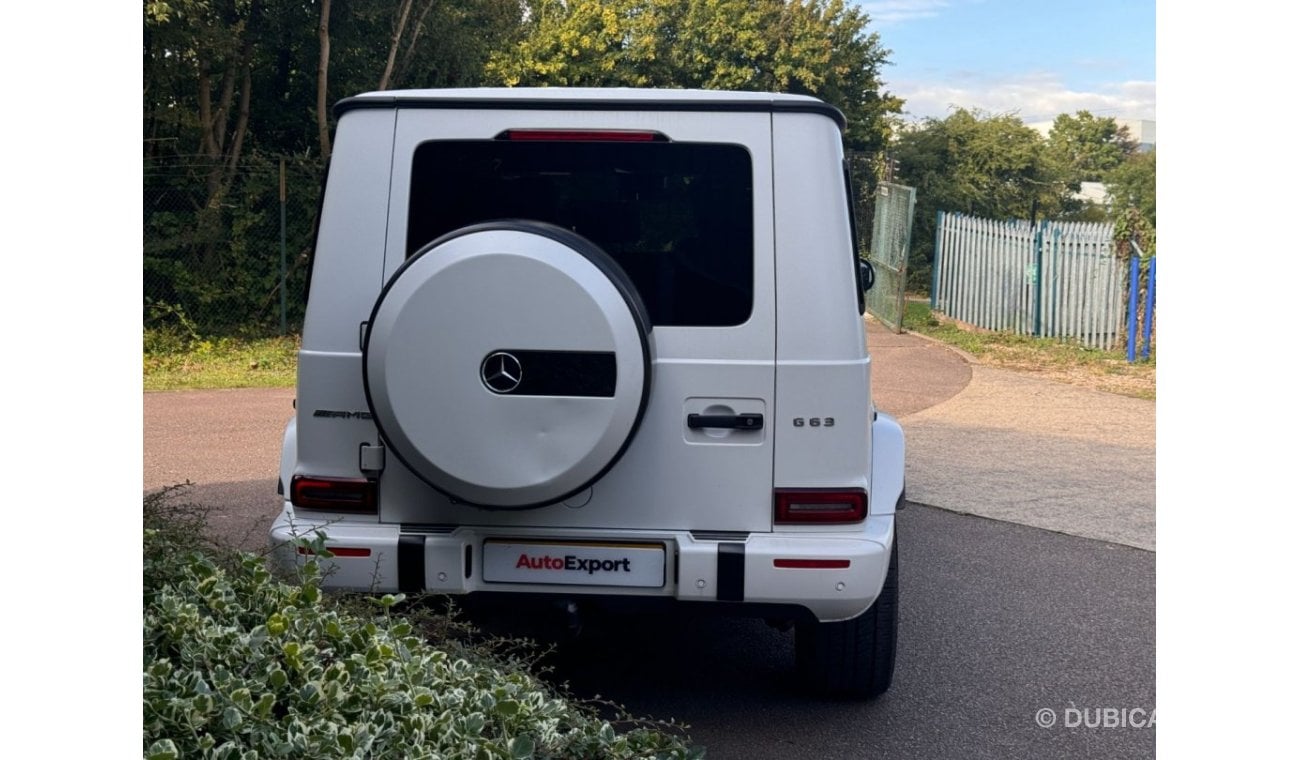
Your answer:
313;409;374;420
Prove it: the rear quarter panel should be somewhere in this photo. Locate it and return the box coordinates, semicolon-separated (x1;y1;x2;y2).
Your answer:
770;113;873;504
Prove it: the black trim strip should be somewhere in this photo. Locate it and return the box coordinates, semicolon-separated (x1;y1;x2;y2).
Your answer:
717;542;746;602
397;535;425;592
690;530;750;541
334;94;846;131
483;349;617;397
843;158;868;315
399;523;457;534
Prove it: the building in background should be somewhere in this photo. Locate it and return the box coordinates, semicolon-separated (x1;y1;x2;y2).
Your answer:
1115;119;1156;152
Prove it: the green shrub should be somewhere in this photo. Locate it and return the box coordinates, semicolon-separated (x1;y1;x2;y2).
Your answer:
143;491;699;759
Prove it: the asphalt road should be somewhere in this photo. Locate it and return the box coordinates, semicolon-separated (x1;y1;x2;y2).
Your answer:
142;321;1155;758
538;503;1155;759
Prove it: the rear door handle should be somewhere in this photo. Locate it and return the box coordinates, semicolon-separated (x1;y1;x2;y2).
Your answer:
687;413;764;431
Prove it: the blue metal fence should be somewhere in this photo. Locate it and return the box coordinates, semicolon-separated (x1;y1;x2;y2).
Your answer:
1126;245;1156;362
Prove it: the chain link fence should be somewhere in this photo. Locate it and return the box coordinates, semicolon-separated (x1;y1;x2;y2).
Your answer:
865;182;916;332
144;156;324;339
847;152;916;332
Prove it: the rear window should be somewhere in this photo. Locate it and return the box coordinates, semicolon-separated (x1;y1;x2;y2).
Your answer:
407;139;753;327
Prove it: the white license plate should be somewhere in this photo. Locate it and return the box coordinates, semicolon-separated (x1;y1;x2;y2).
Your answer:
482;540;666;588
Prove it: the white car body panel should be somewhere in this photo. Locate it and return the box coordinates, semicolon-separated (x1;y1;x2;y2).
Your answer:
273;88;905;624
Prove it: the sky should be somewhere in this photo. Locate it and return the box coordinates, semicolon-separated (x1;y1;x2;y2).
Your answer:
857;0;1155;125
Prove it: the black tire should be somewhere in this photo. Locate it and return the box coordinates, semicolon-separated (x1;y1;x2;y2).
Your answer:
795;530;898;699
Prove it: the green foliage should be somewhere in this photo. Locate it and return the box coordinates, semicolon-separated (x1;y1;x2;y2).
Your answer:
143;491;700;759
485;0;644;87
144;0;899;335
324;0;522;96
144;300;206;351
1113;204;1155;260
143;0;520;338
1043;111;1141;223
145;0;520;159
892;108;1057;289
1110;203;1155;360
1045;110;1138;189
144;156;322;337
143;332;300;390
896;109;1054;218
144;485;222;581
486;0;901;152
890;108;1156;291
1107;149;1156;233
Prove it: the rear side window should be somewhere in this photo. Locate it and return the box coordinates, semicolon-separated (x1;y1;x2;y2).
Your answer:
407;139;753;327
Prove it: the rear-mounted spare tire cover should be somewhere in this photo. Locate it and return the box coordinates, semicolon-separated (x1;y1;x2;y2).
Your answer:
363;221;651;508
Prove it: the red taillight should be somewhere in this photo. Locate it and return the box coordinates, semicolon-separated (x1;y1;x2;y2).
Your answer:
499;129;664;142
774;489;868;524
774;559;852;569
290;475;378;513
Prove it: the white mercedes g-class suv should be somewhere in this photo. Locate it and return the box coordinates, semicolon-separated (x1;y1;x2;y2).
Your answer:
271;88;905;698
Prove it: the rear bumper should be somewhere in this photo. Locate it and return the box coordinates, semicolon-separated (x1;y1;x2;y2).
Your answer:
270;504;894;622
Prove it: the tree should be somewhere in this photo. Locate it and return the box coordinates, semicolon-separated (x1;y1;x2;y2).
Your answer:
892;108;1060;289
483;0;643;87
485;0;900;152
316;0;521;120
144;0;524;335
317;0;332;159
145;0;264;278
142;0;899;332
1046;110;1138;190
895;108;1058;219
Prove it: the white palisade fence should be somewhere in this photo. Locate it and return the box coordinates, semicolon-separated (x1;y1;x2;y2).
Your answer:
931;212;1124;350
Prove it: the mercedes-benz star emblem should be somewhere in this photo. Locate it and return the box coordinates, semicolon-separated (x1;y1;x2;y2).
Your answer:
481;351;523;394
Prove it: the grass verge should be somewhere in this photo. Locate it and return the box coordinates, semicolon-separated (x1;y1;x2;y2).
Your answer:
900;299;1156;400
144;332;299;391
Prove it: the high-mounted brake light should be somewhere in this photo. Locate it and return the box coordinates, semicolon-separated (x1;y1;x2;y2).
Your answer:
499;129;665;142
290;475;378;513
774;489;868;524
